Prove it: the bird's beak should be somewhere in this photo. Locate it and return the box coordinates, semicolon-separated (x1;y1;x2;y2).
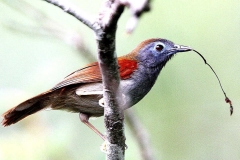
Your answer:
173;44;192;52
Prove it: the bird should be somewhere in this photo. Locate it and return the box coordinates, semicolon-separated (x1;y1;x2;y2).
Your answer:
1;38;191;140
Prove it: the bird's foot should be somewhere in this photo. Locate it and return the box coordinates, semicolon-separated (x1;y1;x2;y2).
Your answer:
98;93;126;107
100;140;107;153
98;98;105;107
100;140;128;153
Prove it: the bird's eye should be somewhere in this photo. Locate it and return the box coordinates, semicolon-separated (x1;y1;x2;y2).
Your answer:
155;44;164;52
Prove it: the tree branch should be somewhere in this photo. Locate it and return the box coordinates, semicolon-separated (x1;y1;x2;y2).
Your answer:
125;109;155;160
94;1;125;159
120;0;151;33
43;0;95;30
2;0;96;61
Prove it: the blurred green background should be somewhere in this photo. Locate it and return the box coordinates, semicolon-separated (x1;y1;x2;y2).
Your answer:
0;0;240;159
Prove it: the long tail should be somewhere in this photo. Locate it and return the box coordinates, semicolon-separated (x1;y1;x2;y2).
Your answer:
2;91;51;126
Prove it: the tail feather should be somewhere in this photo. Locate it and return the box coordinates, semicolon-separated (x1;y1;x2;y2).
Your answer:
2;91;51;126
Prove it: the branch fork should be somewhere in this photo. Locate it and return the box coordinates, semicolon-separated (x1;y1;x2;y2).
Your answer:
42;0;152;159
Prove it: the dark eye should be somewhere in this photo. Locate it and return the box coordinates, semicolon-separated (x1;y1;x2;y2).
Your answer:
155;44;164;52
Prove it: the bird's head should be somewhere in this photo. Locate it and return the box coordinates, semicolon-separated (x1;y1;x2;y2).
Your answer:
129;38;192;68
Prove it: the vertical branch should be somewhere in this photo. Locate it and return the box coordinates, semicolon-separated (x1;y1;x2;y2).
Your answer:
95;1;125;159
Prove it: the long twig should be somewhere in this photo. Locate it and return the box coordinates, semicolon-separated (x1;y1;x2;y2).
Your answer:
43;0;95;30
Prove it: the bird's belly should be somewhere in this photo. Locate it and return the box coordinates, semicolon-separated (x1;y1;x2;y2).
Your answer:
120;77;155;109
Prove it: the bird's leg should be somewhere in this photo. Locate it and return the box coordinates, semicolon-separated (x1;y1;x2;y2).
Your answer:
79;113;105;141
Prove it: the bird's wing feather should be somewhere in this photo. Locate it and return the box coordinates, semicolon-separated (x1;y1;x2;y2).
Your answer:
118;59;138;79
52;62;101;90
52;59;138;91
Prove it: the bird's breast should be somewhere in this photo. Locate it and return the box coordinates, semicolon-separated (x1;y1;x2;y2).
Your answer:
120;65;162;109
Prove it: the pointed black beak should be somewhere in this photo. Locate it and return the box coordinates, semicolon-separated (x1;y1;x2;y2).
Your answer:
173;44;192;52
